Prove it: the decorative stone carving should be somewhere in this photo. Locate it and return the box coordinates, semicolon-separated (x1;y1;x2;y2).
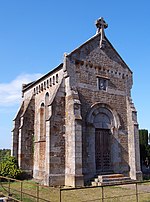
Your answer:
95;17;108;48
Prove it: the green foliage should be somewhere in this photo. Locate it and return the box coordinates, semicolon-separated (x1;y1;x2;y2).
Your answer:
0;149;11;162
0;155;22;179
139;129;150;164
139;130;148;147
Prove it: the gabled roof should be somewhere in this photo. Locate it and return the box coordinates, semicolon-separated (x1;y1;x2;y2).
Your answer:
67;32;132;73
23;29;132;93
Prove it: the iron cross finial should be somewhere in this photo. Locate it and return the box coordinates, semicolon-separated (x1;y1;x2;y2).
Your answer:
95;17;108;48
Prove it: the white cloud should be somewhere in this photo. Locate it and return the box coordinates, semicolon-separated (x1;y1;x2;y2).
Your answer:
0;73;43;107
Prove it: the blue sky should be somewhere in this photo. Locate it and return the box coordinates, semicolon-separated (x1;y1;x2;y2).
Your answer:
0;0;150;149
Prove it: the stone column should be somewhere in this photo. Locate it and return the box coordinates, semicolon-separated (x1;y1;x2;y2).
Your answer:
44;105;52;185
86;126;96;178
127;98;142;180
111;127;120;173
65;77;84;187
11;104;24;159
11;121;19;159
18;117;24;168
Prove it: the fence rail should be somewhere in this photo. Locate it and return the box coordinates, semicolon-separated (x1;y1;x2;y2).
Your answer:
1;176;150;201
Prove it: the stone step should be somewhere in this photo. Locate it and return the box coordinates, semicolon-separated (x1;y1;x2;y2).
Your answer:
102;177;131;182
91;174;133;186
100;180;133;186
92;179;133;186
91;181;98;186
98;173;124;179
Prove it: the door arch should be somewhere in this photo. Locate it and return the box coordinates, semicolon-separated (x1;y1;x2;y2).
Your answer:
86;103;120;173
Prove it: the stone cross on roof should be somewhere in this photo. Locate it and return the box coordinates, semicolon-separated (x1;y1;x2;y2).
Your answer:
95;17;108;48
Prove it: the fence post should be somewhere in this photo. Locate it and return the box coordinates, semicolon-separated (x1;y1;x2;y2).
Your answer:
8;179;10;196
135;182;138;202
102;186;104;202
59;188;61;202
20;181;23;201
36;184;39;202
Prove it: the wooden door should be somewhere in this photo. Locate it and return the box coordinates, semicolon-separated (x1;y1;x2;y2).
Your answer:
95;129;111;172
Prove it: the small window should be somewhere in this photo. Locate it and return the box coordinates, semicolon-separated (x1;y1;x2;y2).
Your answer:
53;76;55;85
40;103;45;140
47;79;49;88
41;83;43;91
39;85;41;93
36;86;38;94
50;78;52;86
56;74;58;83
44;81;46;90
98;77;108;91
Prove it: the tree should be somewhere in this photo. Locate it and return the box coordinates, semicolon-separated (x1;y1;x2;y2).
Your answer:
139;130;148;147
139;129;150;166
0;155;22;179
0;149;11;162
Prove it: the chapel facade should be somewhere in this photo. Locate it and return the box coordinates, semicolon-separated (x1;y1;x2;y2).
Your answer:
12;18;142;187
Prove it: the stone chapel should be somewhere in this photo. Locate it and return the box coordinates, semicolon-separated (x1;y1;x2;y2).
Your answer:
12;17;142;187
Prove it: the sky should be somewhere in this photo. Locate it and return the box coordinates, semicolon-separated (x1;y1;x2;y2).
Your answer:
0;0;150;149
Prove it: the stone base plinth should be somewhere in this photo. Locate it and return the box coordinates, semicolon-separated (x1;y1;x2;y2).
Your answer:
33;172;65;186
65;174;84;187
136;171;143;181
48;174;65;186
130;171;143;181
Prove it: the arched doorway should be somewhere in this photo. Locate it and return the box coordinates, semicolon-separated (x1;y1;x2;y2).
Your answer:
94;110;112;172
87;104;119;174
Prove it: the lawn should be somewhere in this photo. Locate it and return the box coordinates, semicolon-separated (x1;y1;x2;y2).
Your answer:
1;179;150;202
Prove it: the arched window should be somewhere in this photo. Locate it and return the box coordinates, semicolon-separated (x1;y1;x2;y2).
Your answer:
45;92;49;120
40;103;45;140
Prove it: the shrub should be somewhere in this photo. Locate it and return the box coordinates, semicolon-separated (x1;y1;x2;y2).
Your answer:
0;156;22;179
0;149;11;162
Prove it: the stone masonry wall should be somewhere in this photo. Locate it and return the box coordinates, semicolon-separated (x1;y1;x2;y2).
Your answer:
30;67;65;185
66;34;133;179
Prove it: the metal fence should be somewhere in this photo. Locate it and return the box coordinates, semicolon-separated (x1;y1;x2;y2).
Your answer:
0;176;60;202
60;180;150;202
1;176;150;202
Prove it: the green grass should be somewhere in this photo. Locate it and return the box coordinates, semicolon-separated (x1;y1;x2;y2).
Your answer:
0;180;60;202
1;180;150;202
60;184;150;202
